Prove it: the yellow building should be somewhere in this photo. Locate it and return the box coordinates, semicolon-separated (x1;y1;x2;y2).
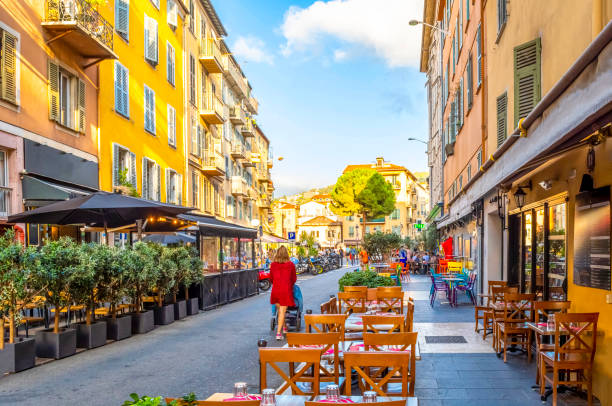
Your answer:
97;0;186;204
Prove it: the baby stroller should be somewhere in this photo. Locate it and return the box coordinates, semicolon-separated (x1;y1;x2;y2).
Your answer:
270;284;303;332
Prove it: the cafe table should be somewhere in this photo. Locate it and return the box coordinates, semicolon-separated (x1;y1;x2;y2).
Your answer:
345;313;399;332
343;340;421;361
437;276;464;306
313;395;418;406
206;393;309;406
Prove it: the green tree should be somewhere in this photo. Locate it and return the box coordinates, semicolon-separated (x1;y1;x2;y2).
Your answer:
124;242;159;313
420;224;439;252
331;169;396;241
363;231;402;262
106;247;130;320
299;231;318;257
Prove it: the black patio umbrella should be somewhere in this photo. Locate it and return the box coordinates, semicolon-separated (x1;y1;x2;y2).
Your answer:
7;191;194;228
142;233;196;245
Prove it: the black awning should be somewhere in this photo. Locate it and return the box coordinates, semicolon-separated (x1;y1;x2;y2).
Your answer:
22;174;95;207
178;214;258;239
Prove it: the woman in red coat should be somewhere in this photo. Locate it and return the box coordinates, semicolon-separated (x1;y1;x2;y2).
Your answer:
270;246;297;340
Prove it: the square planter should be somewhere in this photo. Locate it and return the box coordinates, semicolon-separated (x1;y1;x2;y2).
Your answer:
35;328;76;359
153;304;174;326
131;310;154;334
186;297;199;316
174;300;187;320
0;337;36;374
76;320;107;349
106;315;132;341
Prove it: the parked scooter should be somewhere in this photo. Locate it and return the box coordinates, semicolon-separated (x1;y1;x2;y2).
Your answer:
258;269;272;291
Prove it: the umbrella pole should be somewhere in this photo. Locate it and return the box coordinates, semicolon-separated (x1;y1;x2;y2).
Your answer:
136;219;143;242
104;221;109;246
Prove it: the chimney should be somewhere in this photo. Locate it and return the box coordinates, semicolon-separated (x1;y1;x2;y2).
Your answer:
376;157;384;167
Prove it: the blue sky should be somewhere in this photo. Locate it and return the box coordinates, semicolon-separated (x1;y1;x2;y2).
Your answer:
213;0;427;196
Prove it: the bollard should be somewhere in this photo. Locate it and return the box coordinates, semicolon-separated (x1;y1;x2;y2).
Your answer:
306;309;312;314
257;339;267;393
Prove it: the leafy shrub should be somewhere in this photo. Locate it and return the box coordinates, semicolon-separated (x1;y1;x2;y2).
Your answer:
338;270;395;291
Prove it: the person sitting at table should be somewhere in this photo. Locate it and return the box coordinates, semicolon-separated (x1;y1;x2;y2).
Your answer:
270;246;297;341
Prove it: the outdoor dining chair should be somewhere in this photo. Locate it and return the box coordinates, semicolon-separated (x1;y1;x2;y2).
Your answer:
376;287;404;314
361;315;405;334
305;314;347;341
539;312;599;406
474;280;507;334
343;351;411;397
259;347;321;399
338;291;366;314
320;297;338;314
453;271;477;306
483;285;517;342
495;292;535;362
429;275;449;307
533;301;571;385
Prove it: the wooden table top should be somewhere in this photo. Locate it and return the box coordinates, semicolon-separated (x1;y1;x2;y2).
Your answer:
314;395;418;406
206;393;309;406
343;340;421;361
525;322;604;337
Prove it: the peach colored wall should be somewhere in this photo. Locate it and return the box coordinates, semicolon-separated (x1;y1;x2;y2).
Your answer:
0;131;24;218
0;0;98;156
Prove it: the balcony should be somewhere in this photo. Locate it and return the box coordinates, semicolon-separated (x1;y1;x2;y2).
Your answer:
247;187;258;200
223;56;249;99
231;143;246;160
200;93;224;124
391;182;401;190
241;119;255;138
267;159;273;169
199;38;223;74
258;197;270;209
243;151;256;167
246;94;258;115
231;176;247;197
229;105;246;125
250;153;261;164
42;0;117;63
201;151;225;177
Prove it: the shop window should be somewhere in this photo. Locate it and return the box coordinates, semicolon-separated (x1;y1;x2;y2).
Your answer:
522;211;533;293
223;237;239;270
201;236;219;272
548;203;567;300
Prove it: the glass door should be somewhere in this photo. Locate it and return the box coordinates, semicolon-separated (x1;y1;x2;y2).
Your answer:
548;203;567;300
535;208;545;299
522;211;533;293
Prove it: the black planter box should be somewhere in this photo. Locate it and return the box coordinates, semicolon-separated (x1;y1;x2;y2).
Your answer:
0;337;36;374
106;315;132;341
186;297;199;316
35;328;76;359
153;304;174;325
131;310;154;334
174;300;187;320
76;321;107;349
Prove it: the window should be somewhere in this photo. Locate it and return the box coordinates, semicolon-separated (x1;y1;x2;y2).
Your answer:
150;0;159;8
476;149;482;169
188;0;195;33
452;34;456;75
213;183;220;214
514;39;541;126
191;171;200;208
144;85;155;134
0;29;18;104
112;144;136;188
458;174;463;190
391;208;400;220
496;92;508;148
48;61;86;132
165;169;180;204
202;177;210;212
498;0;507;32
115;0;129;40
167;104;176;146
200;14;206;39
189;54;196;105
392;226;402;236
458;0;463;49
166;42;174;85
114;61;129;118
167;0;177;27
466;0;470;21
457;79;463;129
0;150;10;216
190;113;199;156
467;164;472;182
144;15;158;65
142;158;160;201
467;53;473;109
476;25;482;87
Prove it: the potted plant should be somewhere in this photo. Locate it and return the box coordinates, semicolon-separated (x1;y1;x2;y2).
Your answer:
0;230;43;373
152;245;177;325
185;248;204;316
103;246;131;340
124;243;158;334
70;243;109;349
167;246;190;320
33;237;80;359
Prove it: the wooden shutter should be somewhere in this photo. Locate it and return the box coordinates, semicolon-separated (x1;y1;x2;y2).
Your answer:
467;55;473;108
177;174;182;205
77;79;86;132
167;43;174;85
129;152;137;188
142;158;149;199
115;0;129;39
514;38;541;126
150;88;155;133
112;144;120;186
144;17;157;63
47;60;60;121
165;168;171;203
167;0;177;27
1;30;17;104
496;92;508;148
155;164;161;201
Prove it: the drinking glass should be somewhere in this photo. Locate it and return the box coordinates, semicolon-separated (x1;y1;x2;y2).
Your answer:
547;313;555;330
363;391;377;403
326;384;340;401
261;389;276;406
233;382;248;398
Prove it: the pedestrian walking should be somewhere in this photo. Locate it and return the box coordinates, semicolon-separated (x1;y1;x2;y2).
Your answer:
359;247;369;270
269;246;297;341
339;248;345;266
350;247;356;266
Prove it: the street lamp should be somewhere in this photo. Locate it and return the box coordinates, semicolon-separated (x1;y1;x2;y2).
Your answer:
408;19;450;35
407;137;427;145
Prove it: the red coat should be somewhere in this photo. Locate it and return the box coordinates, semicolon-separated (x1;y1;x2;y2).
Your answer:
270;261;297;307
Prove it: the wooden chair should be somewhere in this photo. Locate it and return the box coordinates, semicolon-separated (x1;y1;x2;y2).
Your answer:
305;314;347;340
259;348;321;399
532;301;571;385
286;332;345;392
343;286;368;294
344;351;411;397
338;291;366;314
474;280;507;334
405;300;414;333
539;313;599;406
363;332;417;396
306;401;406;406
361;315;404;334
320;297;337;314
376;287;404;314
165;400;259;406
483;285;517;342
495;292;535;362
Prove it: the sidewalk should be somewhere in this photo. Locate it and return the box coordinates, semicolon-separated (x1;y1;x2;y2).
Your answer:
405;274;599;405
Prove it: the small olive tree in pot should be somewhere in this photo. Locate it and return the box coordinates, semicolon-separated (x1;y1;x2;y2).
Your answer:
168;246;191;320
152;245;177;325
34;237;80;359
0;230;43;373
185;247;204;316
124;242;158;334
104;246;131;340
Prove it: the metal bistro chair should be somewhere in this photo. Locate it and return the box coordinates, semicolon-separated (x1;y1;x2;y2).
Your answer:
429;274;449;307
453;271;477;306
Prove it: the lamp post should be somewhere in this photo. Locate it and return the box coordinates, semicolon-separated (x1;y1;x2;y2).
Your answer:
408;20;451;35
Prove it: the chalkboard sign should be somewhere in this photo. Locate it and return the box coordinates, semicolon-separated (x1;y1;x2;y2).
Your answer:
573;186;611;290
27;223;39;246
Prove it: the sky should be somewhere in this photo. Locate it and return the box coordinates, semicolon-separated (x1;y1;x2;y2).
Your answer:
213;0;428;197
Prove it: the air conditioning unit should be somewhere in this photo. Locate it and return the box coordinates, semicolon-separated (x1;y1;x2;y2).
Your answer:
445;142;455;156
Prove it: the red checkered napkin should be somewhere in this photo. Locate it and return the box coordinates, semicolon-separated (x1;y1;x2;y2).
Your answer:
223;395;262;401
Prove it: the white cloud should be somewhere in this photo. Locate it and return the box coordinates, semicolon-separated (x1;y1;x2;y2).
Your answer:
232;36;274;65
333;49;349;61
280;0;424;68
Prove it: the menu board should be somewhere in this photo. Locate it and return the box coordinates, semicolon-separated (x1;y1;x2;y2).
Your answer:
573;186;611;290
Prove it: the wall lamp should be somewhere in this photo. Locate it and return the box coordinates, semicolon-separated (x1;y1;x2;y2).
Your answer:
513;181;532;210
408;20;451;35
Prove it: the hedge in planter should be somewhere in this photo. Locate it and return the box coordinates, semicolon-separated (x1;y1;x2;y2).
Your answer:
338;270;395;292
152;246;177;325
124;243;158;334
168;246;203;319
0;230;43;373
34;238;80;359
104;246;132;340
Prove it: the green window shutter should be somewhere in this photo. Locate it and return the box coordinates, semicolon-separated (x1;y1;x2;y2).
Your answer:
496;92;508;148
77;79;86;133
129;152;137;189
177;174;182;205
1;30;18;104
155;164;161;201
514;38;541;127
112;144;120;187
47;60;59;122
142;158;149;199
